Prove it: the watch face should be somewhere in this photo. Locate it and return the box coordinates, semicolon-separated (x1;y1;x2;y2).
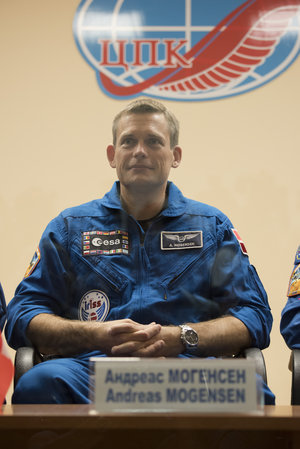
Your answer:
185;328;198;346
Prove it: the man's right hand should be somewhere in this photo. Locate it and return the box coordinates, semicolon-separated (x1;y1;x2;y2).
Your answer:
99;319;165;356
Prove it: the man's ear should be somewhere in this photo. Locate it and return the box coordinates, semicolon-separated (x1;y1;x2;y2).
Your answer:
172;146;182;168
107;145;116;168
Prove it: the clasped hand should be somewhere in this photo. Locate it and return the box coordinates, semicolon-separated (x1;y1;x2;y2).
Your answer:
102;319;167;358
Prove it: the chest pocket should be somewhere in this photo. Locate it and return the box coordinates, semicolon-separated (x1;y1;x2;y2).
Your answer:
70;245;131;313
159;239;215;298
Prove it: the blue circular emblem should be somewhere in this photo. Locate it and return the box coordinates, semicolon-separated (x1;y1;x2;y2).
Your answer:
79;290;110;321
73;0;300;101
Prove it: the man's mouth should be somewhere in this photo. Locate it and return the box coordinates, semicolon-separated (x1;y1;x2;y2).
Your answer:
130;165;152;169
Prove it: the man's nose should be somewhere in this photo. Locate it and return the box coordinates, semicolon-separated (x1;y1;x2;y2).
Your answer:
133;142;147;157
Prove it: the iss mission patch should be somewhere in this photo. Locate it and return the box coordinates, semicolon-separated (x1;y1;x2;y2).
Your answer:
73;0;300;101
79;290;110;321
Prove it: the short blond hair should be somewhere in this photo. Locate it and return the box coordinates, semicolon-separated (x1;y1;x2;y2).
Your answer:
112;98;179;147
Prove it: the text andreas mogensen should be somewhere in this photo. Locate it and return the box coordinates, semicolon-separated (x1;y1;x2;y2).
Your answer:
103;367;248;404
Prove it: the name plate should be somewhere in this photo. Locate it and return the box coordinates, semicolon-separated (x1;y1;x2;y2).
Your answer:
90;358;261;413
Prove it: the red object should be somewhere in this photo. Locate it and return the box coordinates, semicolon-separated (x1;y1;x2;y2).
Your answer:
0;333;14;405
232;229;248;256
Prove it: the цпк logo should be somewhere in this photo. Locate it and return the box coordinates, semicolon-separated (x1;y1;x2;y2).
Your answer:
73;0;300;101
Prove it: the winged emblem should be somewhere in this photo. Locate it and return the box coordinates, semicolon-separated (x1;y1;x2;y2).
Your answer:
166;234;196;243
81;308;90;321
159;1;300;92
96;302;107;320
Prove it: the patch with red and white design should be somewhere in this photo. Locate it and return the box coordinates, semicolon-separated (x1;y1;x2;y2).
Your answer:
231;229;248;256
287;265;300;297
78;290;110;322
24;247;41;278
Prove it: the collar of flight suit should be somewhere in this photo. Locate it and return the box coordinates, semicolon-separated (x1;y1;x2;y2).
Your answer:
101;181;188;218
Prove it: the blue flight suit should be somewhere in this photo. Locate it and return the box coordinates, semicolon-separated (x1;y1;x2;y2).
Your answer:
5;182;275;404
0;283;6;332
281;246;300;348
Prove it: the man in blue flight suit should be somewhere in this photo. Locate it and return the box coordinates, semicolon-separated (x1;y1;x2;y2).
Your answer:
0;283;6;332
281;245;300;347
5;99;274;404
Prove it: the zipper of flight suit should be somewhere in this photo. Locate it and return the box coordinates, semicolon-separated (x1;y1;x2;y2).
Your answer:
129;216;151;318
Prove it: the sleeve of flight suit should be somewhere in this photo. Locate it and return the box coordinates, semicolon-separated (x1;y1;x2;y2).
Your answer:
280;246;300;349
210;217;272;349
5;214;74;349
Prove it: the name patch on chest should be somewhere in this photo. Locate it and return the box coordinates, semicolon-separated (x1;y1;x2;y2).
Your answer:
82;230;129;256
161;231;203;250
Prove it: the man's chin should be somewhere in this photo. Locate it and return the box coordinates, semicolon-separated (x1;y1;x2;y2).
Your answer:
124;179;163;193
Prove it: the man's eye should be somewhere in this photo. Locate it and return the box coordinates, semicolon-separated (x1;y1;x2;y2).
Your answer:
122;138;134;146
148;138;161;146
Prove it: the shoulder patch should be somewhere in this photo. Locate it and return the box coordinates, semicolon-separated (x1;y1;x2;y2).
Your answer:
231;229;248;256
24;248;41;278
295;245;300;265
287;265;300;297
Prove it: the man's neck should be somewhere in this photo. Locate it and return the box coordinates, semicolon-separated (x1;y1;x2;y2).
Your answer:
120;184;167;220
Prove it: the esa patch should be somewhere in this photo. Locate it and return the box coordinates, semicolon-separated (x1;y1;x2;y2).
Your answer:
24;248;41;278
161;231;203;250
82;230;129;256
231;229;248;256
78;290;110;321
287;265;300;297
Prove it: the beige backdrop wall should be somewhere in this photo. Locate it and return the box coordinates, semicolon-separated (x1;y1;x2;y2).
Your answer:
1;1;299;404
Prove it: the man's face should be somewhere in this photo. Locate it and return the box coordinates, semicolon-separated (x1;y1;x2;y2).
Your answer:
107;112;181;193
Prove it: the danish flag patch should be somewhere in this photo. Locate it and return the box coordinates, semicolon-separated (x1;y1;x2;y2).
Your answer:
232;229;248;256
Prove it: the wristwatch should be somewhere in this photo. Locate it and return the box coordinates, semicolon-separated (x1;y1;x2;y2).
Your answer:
179;324;199;349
